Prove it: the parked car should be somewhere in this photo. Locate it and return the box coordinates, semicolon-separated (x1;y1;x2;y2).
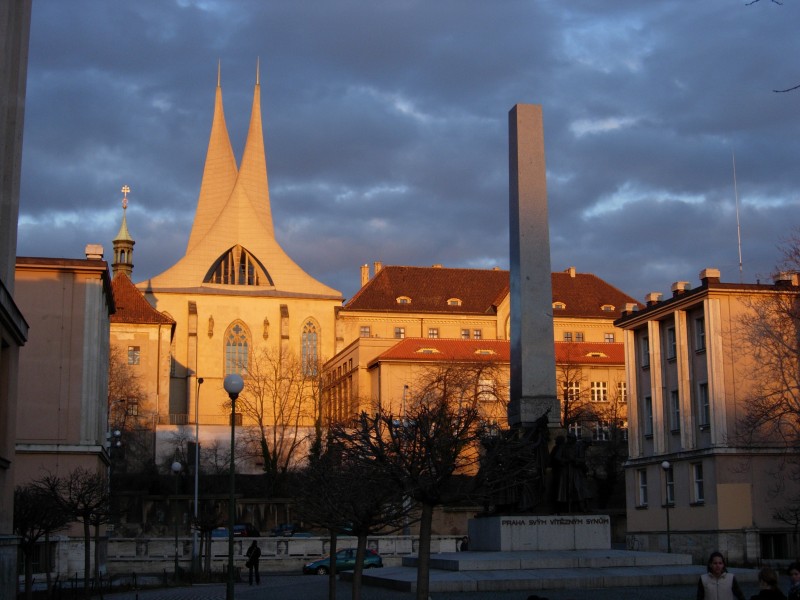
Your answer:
270;523;298;537
302;548;383;575
210;524;260;538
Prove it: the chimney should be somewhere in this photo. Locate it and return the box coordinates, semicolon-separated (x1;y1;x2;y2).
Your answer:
645;292;662;307
622;302;639;316
374;261;383;275
85;244;104;260
361;264;369;287
699;268;721;286
566;266;576;278
671;281;691;297
774;271;798;286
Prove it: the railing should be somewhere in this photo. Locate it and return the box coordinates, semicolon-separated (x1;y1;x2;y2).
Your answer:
157;414;243;426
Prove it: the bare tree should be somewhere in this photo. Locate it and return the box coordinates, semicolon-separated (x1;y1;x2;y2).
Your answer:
556;344;602;432
234;346;320;492
345;364;484;600
108;345;153;473
14;484;69;600
38;468;111;596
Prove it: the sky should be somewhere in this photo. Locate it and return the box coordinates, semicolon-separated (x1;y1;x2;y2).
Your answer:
17;0;800;304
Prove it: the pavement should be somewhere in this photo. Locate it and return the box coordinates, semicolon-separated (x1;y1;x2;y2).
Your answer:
90;572;766;600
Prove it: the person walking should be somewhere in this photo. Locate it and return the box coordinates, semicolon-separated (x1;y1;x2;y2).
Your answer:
697;551;745;600
750;567;786;600
246;540;261;585
787;562;800;600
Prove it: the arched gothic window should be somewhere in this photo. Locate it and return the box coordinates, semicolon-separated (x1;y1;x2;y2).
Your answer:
225;321;249;375
204;245;273;286
301;320;319;376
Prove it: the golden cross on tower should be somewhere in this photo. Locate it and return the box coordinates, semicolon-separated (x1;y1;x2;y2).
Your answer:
121;185;130;210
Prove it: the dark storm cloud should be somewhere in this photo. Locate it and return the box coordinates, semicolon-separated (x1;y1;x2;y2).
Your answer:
17;0;800;303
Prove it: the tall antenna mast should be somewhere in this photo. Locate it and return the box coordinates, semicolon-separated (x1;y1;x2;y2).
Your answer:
732;149;743;281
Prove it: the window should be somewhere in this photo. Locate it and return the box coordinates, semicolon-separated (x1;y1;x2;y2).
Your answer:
394;327;405;339
359;326;371;338
644;396;654;436
664;464;675;505
695;317;706;351
553;301;566;310
447;298;462;306
641;336;650;367
575;332;585;342
666;327;676;360
692;462;705;503
637;469;648;507
301;320;319;376
225;322;249;375
568;422;582;438
473;329;482;340
205;244;272;286
616;381;627;404
593;420;610;441
127;400;139;417
428;328;439;338
601;304;615;312
563;332;573;342
563;381;580;403
698;383;710;428
461;329;470;339
591;381;608;402
670;390;680;432
396;296;411;305
604;332;615;343
478;379;494;402
127;346;140;365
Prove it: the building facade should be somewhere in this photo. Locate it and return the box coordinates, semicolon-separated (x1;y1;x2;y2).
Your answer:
14;251;114;485
616;268;800;563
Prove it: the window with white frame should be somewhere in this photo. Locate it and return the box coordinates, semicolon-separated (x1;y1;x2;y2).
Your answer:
616;381;627;404
360;325;371;338
563;381;580;403
428;328;439;338
670;390;680;432
461;329;470;339
641;336;650;367
591;381;608;402
593;420;610;442
637;469;648;507
394;327;405;339
695;317;706;351
692;462;705;503
473;329;482;340
644;396;654;436
478;379;494;402
664;464;675;505
698;382;710;428
604;332;615;343
666;327;677;360
568;422;582;438
563;332;573;342
128;346;140;365
575;332;585;342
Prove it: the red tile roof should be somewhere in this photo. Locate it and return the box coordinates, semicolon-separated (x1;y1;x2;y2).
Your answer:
111;272;175;326
554;341;624;365
369;339;623;367
344;266;641;318
370;338;510;366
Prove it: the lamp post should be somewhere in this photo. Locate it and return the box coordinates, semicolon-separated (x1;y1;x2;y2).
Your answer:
661;460;672;553
224;373;244;600
192;377;204;576
171;459;182;579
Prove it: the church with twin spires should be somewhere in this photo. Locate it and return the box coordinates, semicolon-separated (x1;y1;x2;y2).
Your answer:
110;68;342;465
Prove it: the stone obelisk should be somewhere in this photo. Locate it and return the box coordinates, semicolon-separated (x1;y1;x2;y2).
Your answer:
507;104;559;428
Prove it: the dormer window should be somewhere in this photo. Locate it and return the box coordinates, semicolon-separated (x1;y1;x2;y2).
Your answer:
586;351;608;358
447;298;462;306
475;349;496;355
396;296;412;305
601;304;615;312
416;347;440;354
553;302;566;310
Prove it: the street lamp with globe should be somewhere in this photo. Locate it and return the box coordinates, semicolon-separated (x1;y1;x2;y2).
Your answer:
223;373;244;600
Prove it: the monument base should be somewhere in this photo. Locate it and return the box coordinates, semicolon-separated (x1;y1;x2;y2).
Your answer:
468;514;610;551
